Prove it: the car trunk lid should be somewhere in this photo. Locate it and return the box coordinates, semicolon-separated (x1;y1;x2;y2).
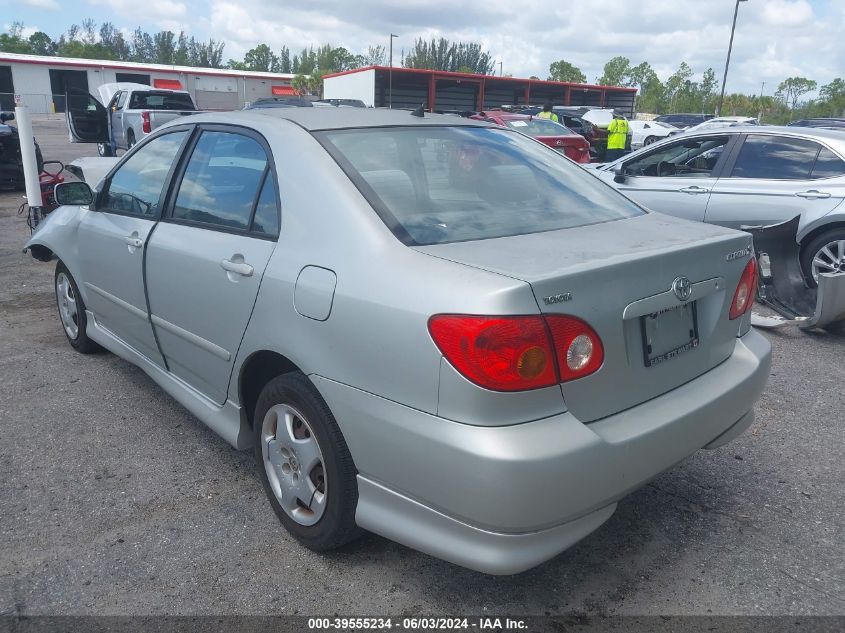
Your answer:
416;213;754;422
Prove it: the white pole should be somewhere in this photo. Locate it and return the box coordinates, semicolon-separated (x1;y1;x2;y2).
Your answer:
15;104;43;209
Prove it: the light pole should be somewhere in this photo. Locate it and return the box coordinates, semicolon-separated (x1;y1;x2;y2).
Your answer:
389;33;398;109
498;61;503;77
717;0;748;116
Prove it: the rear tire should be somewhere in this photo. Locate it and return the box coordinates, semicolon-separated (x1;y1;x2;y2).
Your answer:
800;227;845;287
644;135;658;145
254;372;362;551
54;262;101;354
126;130;136;149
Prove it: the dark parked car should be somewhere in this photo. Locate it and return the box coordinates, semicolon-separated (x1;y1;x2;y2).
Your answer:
244;97;314;110
654;113;714;129
0;112;44;190
788;118;845;130
316;99;367;108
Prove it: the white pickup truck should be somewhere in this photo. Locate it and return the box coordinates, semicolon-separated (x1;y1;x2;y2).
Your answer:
66;83;202;156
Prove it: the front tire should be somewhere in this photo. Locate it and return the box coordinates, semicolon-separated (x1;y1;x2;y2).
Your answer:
97;143;113;157
254;372;362;551
801;228;845;287
54;263;100;353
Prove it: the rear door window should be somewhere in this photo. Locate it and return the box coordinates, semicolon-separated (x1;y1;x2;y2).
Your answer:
171;130;269;232
319;126;643;246
730;135;820;180
129;91;195;110
811;147;845;179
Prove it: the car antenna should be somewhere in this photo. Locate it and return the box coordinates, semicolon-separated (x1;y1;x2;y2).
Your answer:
410;104;425;118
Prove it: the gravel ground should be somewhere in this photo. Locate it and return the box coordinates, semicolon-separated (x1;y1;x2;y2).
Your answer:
0;115;843;617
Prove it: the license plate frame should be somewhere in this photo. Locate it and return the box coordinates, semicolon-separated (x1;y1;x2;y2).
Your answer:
640;302;700;368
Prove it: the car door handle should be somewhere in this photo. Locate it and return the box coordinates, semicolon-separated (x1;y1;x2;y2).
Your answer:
124;236;143;248
678;186;709;194
220;258;254;277
795;190;831;199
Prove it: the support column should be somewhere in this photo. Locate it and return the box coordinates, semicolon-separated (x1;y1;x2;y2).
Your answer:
428;75;436;112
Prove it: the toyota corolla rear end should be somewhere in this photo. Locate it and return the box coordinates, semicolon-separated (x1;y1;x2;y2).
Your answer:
314;119;771;574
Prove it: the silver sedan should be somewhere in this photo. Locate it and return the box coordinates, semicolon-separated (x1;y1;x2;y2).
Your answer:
592;126;845;285
27;108;770;574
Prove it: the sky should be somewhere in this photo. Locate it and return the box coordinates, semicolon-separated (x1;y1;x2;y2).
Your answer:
9;0;845;95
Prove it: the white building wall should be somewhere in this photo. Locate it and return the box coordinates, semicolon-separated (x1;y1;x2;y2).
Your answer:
323;69;376;107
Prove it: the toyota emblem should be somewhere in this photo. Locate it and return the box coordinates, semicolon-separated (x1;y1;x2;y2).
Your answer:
672;276;692;302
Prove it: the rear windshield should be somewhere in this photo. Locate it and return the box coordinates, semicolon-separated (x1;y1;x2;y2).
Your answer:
318;126;644;245
505;118;573;137
129;91;195;110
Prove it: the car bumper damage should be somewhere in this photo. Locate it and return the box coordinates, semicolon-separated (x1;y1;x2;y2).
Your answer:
745;216;845;331
313;328;771;574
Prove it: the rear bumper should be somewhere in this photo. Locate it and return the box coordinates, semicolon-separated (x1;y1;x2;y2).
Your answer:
314;328;771;574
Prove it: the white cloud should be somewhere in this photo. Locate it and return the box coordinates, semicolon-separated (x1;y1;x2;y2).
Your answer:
761;0;813;27
87;0;188;32
22;0;60;9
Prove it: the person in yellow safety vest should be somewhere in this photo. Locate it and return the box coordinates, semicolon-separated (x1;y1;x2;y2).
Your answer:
537;102;559;123
605;112;629;162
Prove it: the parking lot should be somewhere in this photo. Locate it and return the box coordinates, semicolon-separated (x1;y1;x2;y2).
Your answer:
0;116;843;617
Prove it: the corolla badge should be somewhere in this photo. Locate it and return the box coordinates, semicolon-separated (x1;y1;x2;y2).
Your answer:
672;276;693;302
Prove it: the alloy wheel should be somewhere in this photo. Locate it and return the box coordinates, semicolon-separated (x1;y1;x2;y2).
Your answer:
56;272;79;339
260;403;327;526
811;239;845;282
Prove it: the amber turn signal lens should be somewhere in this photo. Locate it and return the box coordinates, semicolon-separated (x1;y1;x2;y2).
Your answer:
517;346;548;379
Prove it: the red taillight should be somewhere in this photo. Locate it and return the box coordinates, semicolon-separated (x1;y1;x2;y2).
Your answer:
428;314;603;392
730;257;758;319
141;111;151;134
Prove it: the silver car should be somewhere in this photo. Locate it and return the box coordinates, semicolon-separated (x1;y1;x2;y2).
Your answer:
26;109;771;574
593;126;845;284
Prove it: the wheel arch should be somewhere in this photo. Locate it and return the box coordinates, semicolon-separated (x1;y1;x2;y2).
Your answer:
238;349;304;430
798;220;845;255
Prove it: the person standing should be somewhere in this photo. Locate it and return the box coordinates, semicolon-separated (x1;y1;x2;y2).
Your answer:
605;112;630;162
537;102;559;123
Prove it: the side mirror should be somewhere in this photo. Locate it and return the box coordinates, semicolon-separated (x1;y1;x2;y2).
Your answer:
0;111;14;123
54;181;94;206
613;164;627;183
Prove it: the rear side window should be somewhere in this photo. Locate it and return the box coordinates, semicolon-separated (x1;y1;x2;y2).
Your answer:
730;135;820;180
252;172;280;236
811;147;845;179
172;131;268;232
129;91;195;110
319;126;644;246
101;130;187;216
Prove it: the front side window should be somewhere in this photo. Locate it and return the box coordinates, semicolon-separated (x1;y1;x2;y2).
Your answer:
171;131;269;231
624;136;729;178
319;126;644;246
101;130;188;216
731;135;820;180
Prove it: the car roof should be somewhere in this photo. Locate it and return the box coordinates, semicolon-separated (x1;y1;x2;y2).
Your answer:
203;107;493;131
684;125;845;144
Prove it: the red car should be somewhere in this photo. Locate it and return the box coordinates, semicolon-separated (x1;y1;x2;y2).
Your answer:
470;111;591;163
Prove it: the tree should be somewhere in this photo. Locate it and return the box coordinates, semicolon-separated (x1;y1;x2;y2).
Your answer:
98;23;130;60
628;62;662;113
279;46;292;73
818;78;845;117
402;37;493;74
0;22;34;54
28;32;56;56
363;45;385;66
547;60;586;83
775;77;817;110
598;56;632;86
243;44;279;72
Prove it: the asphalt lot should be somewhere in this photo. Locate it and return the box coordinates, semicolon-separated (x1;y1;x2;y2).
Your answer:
0;115;843;617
